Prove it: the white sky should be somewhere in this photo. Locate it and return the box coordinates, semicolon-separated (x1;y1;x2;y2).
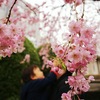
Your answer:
24;0;44;3
24;0;51;5
24;0;65;6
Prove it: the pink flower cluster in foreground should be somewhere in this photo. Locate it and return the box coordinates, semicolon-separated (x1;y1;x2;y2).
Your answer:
68;75;94;93
50;19;96;100
0;23;25;57
61;75;95;100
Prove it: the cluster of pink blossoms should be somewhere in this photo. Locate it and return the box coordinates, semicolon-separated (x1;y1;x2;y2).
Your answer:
61;75;95;100
52;19;96;72
50;19;96;100
0;23;25;57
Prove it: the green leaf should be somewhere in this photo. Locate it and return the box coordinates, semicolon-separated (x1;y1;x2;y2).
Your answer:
62;62;66;70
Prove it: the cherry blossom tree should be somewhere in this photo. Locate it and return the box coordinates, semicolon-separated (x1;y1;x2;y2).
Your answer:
0;0;100;100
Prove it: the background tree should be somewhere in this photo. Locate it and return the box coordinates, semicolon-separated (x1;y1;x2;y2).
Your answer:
0;38;41;100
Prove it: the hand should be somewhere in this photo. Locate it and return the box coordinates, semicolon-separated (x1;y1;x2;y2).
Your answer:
51;67;66;79
57;68;66;79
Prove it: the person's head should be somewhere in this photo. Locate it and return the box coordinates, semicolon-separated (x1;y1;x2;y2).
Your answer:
22;65;44;83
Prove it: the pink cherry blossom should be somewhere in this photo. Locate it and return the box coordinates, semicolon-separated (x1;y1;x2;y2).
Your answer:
69;20;81;34
75;0;83;6
68;75;90;93
80;27;94;39
64;0;74;4
61;91;72;100
20;54;30;64
67;49;82;64
88;76;95;82
64;0;82;6
53;45;65;58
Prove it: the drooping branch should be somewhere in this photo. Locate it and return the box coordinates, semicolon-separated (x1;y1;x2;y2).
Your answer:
52;4;66;10
20;0;36;15
6;0;18;24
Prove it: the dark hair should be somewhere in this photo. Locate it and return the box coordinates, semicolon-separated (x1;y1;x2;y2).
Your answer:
21;65;38;83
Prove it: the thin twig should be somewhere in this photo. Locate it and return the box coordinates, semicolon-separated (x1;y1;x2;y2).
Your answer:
20;0;36;15
76;94;81;100
81;0;85;18
52;4;66;10
6;0;18;24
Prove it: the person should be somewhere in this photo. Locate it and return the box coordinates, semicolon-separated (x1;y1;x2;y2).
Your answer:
50;70;72;100
20;64;65;100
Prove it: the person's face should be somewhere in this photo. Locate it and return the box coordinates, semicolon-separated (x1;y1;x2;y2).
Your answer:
31;67;45;80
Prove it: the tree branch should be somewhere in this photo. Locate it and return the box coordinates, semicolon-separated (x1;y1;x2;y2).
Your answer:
81;0;85;18
6;0;18;24
20;0;36;15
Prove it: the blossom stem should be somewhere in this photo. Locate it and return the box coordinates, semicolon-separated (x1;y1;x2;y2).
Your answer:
76;94;80;100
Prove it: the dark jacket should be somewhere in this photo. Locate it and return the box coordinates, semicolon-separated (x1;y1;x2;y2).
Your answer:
50;71;72;100
20;72;57;100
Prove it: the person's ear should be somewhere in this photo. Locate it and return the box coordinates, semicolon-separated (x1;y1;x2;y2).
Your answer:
30;75;37;80
30;75;35;80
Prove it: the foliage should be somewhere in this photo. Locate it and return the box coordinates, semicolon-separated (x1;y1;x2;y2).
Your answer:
0;38;41;100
